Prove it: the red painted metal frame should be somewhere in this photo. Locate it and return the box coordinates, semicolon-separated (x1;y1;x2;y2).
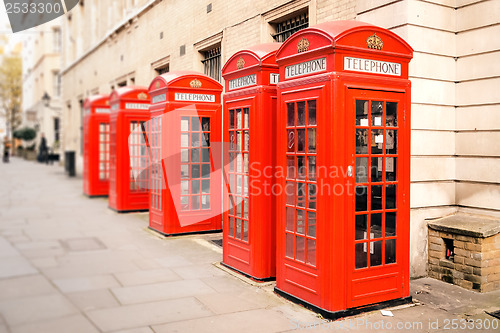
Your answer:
221;43;281;280
83;94;110;197
108;86;151;213
275;21;413;315
148;71;223;236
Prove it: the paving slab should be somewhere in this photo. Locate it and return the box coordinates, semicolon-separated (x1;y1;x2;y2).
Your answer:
0;275;57;300
66;289;120;312
111;279;216;305
152;308;295;333
113;268;181;286
53;274;121;293
10;314;99;333
86;297;213;332
109;328;155;333
0;293;78;326
0;256;38;279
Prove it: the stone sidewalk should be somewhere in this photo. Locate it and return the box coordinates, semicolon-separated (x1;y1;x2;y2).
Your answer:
0;158;499;333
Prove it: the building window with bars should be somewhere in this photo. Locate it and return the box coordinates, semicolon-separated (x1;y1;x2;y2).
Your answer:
201;45;221;82
272;11;309;43
156;64;169;75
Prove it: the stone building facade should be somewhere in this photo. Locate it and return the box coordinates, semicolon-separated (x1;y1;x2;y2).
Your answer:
60;0;500;278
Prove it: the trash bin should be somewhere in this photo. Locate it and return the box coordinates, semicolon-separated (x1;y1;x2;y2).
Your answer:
65;151;76;177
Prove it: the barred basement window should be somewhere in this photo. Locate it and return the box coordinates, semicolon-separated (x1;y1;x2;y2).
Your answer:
272;12;309;42
202;46;221;82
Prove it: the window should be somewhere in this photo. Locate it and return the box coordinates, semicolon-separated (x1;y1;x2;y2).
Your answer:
117;81;127;87
201;45;221;82
54;117;60;142
285;100;317;266
156;64;169;76
228;108;250;242
53;27;62;53
150;117;163;210
180;116;212;211
129;121;148;191
98;123;110;180
272;11;309;42
53;72;61;97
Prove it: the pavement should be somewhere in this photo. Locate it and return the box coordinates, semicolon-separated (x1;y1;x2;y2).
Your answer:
0;157;499;333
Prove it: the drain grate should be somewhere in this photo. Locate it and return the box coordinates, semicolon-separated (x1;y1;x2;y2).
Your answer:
210;239;223;248
486;310;500;320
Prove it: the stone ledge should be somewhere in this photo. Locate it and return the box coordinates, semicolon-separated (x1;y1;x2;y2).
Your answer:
428;213;500;238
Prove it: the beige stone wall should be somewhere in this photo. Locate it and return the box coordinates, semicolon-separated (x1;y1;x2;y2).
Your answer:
455;0;500;212
60;0;500;278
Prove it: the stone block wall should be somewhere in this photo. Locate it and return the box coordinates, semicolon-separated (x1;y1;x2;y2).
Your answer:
428;227;500;292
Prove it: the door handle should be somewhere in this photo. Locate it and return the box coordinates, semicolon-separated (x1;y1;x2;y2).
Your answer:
347;165;353;177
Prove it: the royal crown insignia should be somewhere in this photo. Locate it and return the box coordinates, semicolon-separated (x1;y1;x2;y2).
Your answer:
137;92;148;100
190;79;202;88
297;37;310;53
236;57;245;69
367;33;383;50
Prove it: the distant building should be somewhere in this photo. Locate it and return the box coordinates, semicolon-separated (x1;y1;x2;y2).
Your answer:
22;18;63;154
60;0;500;278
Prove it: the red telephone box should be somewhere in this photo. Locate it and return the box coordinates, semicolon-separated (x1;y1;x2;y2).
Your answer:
108;87;151;213
221;43;281;280
148;71;223;236
274;21;413;318
83;94;111;197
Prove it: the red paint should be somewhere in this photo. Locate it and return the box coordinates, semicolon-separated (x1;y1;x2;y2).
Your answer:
83;94;110;197
275;21;413;313
221;43;281;280
108;87;151;213
148;71;223;236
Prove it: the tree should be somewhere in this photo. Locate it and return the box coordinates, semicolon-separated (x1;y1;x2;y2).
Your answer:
0;55;23;148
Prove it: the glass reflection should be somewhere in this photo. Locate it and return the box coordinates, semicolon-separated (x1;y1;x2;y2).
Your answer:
355;243;367;269
356;129;368;154
356;100;369;126
287;103;294;127
355;186;368;212
308;100;317;125
297;101;305;126
370;241;383;266
385;239;396;264
385;212;396;237
371;185;383;210
355;215;367;240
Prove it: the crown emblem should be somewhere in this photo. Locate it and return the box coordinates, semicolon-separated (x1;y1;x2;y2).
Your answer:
155;81;160;89
297;37;309;53
105;100;109;105
190;79;202;88
236;57;245;69
367;33;383;50
137;92;148;100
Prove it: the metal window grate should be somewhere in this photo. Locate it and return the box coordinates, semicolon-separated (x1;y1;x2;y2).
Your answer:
202;46;221;82
272;12;309;42
156;64;169;75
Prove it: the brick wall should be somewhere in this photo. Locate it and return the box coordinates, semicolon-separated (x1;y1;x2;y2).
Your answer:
428;229;500;292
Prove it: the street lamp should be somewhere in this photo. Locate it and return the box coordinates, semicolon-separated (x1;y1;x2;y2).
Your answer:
42;92;51;107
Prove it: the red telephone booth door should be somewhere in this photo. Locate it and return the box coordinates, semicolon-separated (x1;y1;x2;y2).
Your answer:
278;87;324;307
346;88;409;308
